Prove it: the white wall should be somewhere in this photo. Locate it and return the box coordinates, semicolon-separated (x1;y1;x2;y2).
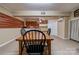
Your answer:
57;18;65;39
0;28;21;45
57;17;69;39
0;6;21;47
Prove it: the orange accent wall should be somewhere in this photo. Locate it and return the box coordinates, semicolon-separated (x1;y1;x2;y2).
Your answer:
0;13;24;28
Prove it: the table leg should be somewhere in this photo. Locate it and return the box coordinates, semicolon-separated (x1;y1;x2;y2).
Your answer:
19;41;22;55
47;40;51;55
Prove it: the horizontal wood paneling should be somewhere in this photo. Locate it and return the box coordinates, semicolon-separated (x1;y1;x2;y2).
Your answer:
0;13;24;28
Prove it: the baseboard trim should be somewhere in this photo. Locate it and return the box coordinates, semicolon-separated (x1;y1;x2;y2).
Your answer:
62;37;69;40
57;36;69;40
0;36;20;47
70;38;79;43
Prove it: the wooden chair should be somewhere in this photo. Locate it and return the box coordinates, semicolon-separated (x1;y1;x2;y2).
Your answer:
20;26;26;35
48;28;51;35
22;30;46;55
20;27;26;54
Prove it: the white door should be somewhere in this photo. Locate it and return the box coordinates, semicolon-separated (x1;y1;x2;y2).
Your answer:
70;20;79;41
48;20;57;35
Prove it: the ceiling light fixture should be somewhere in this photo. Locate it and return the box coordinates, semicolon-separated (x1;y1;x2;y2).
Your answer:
41;11;46;15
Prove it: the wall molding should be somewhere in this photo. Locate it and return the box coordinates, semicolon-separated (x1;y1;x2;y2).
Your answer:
57;36;69;40
13;11;71;16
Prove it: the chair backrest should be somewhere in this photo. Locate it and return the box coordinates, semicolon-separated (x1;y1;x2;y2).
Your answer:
23;30;46;48
48;28;51;35
20;26;26;36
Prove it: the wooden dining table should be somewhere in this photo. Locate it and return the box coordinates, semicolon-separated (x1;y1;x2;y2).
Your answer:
16;32;54;55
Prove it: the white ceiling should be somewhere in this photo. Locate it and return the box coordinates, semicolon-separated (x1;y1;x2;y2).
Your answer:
0;3;79;12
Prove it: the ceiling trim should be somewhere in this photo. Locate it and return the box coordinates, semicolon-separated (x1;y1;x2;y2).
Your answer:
13;11;71;16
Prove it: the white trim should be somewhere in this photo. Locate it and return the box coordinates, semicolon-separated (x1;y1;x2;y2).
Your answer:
70;17;79;21
63;38;69;40
57;18;64;22
13;11;70;16
0;36;20;47
57;36;68;40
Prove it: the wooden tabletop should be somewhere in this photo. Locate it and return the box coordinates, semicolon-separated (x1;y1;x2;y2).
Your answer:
16;32;54;41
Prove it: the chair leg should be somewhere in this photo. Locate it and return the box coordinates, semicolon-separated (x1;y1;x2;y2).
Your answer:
21;44;25;55
40;52;43;55
21;47;23;55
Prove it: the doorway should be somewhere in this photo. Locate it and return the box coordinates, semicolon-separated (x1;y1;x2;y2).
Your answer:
48;20;57;36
